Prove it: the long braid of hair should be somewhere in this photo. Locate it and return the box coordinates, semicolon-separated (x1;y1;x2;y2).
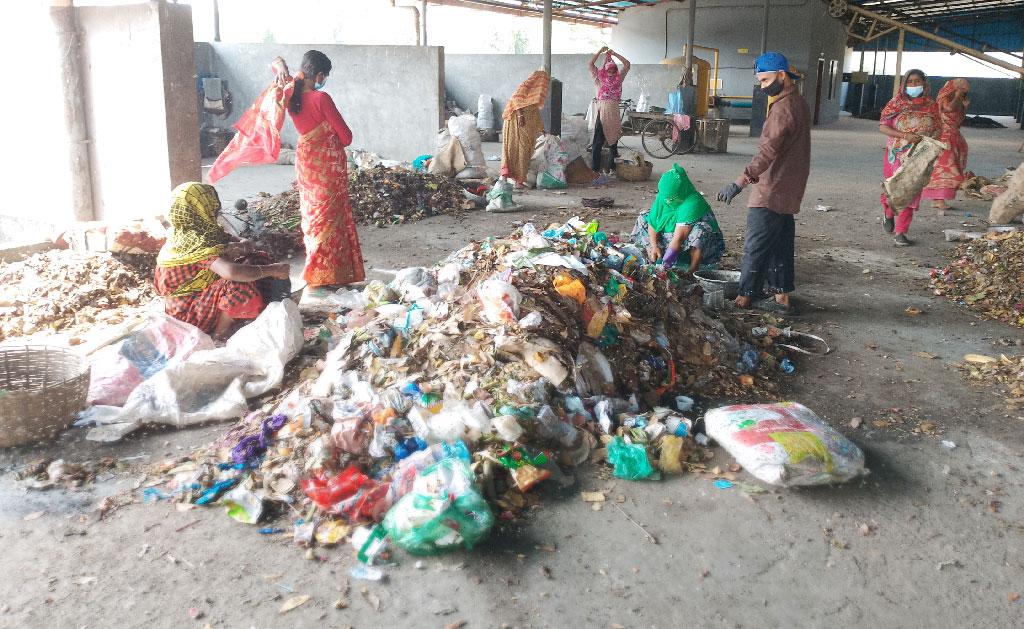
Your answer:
288;49;333;115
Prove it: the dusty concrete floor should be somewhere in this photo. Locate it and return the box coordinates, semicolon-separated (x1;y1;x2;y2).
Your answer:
2;116;1024;628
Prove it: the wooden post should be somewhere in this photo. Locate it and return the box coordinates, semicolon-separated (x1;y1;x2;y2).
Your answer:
891;29;904;97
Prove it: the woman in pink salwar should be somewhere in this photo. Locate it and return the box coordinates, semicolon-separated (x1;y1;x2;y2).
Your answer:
878;69;940;247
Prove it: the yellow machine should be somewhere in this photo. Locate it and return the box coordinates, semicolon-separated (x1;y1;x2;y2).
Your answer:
660;45;719;118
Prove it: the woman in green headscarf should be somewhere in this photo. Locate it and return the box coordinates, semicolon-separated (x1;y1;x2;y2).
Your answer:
630;164;725;273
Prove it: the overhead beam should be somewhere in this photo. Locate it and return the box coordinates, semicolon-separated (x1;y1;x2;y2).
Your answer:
830;1;1024;76
434;0;616;25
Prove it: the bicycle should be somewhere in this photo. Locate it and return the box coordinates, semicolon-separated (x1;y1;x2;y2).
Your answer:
638;114;696;159
619;98;635;134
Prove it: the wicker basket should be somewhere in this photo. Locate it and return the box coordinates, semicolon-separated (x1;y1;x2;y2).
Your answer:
0;346;90;447
615;157;653;182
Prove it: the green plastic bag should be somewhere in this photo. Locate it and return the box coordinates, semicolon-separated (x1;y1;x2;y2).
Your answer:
382;458;494;555
607;437;655;480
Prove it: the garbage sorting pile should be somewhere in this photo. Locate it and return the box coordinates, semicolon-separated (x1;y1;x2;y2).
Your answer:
348;166;476;228
0;250;157;340
931;231;1024;327
228;187;304;261
148;220;795;565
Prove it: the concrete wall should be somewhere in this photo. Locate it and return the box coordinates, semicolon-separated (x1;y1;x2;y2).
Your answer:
610;0;848;125
445;54;685;120
77;1;201;221
198;43;445;161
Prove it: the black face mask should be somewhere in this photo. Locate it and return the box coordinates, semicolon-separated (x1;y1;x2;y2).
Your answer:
762;77;784;97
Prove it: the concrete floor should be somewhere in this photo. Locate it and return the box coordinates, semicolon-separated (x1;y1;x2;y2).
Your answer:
2;116;1024;628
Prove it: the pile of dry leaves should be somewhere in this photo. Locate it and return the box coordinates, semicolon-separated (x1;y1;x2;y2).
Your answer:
0;250;157;340
958;353;1024;407
931;230;1024;327
348;166;475;227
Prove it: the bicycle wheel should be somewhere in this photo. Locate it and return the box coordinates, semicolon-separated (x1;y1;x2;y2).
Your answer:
640;119;678;159
673;126;697;156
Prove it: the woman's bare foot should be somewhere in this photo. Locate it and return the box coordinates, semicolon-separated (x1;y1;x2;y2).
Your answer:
734;295;752;308
933;201;947;216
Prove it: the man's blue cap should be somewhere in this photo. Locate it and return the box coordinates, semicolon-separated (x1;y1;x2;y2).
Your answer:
755;51;799;79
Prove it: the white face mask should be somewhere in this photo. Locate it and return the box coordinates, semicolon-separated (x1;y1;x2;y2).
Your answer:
906;85;924;98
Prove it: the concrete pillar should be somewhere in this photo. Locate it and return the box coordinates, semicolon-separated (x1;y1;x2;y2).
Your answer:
212;0;220;42
891;29;905;98
685;0;696;83
50;2;95;221
420;0;427;46
542;0;552;75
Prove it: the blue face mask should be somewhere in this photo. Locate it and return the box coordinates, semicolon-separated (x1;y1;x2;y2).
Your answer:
314;80;325;90
906;85;924;98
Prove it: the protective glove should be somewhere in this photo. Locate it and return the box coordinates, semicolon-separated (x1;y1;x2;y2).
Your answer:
717;182;742;204
661;247;679;267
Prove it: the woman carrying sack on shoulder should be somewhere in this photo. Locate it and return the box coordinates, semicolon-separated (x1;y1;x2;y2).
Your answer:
878;69;940;247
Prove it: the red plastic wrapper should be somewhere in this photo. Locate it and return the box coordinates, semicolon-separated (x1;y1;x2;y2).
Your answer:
300;465;392;522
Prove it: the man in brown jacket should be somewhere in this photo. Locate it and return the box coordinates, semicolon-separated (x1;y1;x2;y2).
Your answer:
718;51;811;314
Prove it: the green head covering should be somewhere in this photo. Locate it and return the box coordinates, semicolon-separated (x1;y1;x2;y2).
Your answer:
646;164;714;233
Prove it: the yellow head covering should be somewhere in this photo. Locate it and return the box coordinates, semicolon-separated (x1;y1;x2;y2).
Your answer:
157;182;233;295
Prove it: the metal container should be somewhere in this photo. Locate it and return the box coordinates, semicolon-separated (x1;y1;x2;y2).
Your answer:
694;269;741;299
697;119;730;153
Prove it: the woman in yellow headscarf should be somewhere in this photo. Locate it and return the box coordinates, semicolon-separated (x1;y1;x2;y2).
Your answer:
500;70;549;185
154;182;291;338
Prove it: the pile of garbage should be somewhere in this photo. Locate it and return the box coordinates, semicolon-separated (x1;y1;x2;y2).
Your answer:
146;219;801;565
349;166;475;227
226;187;304;261
0;250;156;340
932;230;1024;327
958;353;1024;406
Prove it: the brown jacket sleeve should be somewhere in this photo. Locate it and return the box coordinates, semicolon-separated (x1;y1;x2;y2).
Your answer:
736;106;795;187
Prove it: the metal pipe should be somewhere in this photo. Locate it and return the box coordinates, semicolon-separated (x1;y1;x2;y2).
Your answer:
212;0;220;42
390;1;421;46
420;0;427;46
760;0;769;55
543;0;552;75
684;0;696;83
891;29;904;98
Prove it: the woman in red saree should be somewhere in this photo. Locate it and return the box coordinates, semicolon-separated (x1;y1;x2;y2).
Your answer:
878;69;940;247
923;79;970;215
208;51;364;288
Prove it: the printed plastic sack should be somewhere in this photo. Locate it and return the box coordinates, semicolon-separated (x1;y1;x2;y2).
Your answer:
84;300;304;442
301;465;392;522
989;162;1024;224
486;179;519;212
448;114;487;179
382;457;494;555
884;136;948;212
476;94;496;130
704;402;866;487
87;315;214;407
536;134;568;190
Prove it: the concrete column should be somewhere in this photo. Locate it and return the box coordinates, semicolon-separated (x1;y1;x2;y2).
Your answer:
685;0;696;83
50;3;95;221
760;0;769;55
212;0;220;42
420;0;427;46
891;29;905;98
542;0;552;75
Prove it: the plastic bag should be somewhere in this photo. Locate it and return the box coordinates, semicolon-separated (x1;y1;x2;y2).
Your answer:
658;435;686;474
704;402;866;487
84;300;304;442
884;136;948;212
607;437;655;480
301;465;392;522
448;114;487;179
477;279;521;324
476;94;495;130
87;314;214;407
573;342;615;397
382;458;494;555
486;179;519;212
989;161;1024;224
560;115;590;163
536;134;568;190
385;440;471;504
553;272;586;305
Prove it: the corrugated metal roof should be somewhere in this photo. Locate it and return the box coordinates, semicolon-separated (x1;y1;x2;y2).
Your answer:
433;1;661;25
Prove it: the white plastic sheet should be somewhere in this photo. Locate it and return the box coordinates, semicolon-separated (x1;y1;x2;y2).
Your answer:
83;300;304;442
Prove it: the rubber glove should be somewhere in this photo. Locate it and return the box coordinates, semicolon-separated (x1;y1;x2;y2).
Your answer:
661;247;679;267
717;182;742;204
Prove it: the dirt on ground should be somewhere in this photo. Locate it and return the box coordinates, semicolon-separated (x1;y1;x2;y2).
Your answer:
1;117;1023;628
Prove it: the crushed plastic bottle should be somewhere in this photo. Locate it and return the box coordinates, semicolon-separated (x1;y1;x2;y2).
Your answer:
737;348;759;374
780;358;795;374
349;564;387;582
